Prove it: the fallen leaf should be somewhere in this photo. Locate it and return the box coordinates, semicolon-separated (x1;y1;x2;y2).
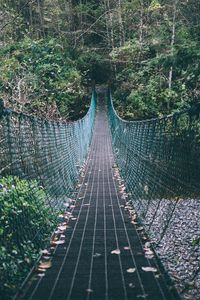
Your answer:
37;268;46;272
111;249;121;255
144;185;149;194
86;289;93;293
124;246;131;250
137;227;144;231
131;221;137;225
51;240;65;245
142;267;157;272
58;224;70;231
55;231;62;235
41;249;50;256
124;206;131;210
43;256;52;261
127;268;136;273
58;225;67;231
39;261;52;269
145;254;154;259
93;253;102;258
137;294;148;298
144;249;154;256
65;212;72;216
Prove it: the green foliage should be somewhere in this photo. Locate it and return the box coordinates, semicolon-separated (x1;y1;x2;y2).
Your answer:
112;33;200;119
0;38;88;120
76;49;112;84
0;176;57;299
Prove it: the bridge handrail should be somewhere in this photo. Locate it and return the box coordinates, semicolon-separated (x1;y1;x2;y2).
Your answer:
107;88;200;297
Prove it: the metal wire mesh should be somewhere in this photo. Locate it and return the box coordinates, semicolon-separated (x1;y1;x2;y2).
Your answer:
0;91;96;241
108;91;200;299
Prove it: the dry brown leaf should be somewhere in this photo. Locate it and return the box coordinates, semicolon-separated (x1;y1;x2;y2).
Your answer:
37;268;46;272
145;255;154;259
124;246;131;250
51;240;65;245
39;261;52;270
111;249;121;255
137;294;148;298
127;268;136;273
41;249;50;255
65;211;72;216
142;267;157;272
43;255;52;260
57;223;70;231
145;242;151;248
86;289;93;293
93;253;102;258
131;221;137;225
137;227;144;231
144;249;154;256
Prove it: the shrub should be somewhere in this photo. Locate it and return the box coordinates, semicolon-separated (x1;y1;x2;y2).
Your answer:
0;176;57;299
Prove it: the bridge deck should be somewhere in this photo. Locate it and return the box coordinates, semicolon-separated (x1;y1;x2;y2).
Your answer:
19;91;180;300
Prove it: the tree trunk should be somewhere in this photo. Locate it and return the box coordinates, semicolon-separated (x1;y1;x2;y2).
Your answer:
117;0;125;46
37;0;45;37
138;0;144;61
168;0;178;90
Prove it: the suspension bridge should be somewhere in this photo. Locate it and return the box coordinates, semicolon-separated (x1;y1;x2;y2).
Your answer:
0;87;199;300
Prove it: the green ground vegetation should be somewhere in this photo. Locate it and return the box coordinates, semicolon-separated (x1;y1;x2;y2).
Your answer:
0;176;58;299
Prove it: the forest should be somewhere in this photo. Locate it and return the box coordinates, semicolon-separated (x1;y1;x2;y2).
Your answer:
0;0;200;299
0;0;199;120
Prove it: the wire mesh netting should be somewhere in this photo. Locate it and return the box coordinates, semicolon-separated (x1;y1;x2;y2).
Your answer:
108;91;200;300
0;92;96;203
0;92;96;296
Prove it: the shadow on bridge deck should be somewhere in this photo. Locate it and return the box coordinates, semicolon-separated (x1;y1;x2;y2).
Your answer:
18;89;181;300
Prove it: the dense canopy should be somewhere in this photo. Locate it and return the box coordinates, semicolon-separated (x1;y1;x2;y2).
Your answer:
0;0;199;119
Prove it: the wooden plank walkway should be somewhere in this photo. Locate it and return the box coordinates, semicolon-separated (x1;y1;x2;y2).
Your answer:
19;91;180;300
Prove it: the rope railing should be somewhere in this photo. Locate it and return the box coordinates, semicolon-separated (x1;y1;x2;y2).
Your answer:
0;91;96;297
0;91;96;202
108;90;200;300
